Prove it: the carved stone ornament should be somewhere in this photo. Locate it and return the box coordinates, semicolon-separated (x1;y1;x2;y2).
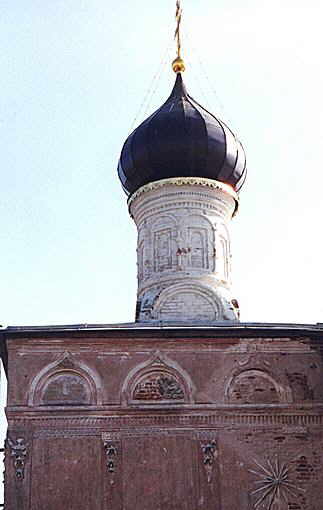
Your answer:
249;456;305;509
201;440;218;483
103;440;118;474
7;437;28;481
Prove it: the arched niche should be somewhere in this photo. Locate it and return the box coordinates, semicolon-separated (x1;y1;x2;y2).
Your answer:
121;353;194;406
215;222;231;280
153;283;220;322
183;214;215;271
29;352;102;406
39;371;92;406
133;370;185;402
151;214;177;231
138;239;144;280
217;237;228;279
151;215;177;273
226;369;289;405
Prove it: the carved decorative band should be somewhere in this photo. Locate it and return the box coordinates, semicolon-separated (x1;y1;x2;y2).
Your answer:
34;429;104;438
24;412;323;433
102;429;202;439
128;177;239;212
33;429;219;439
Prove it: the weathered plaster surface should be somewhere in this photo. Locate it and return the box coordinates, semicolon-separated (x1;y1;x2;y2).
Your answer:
129;177;240;322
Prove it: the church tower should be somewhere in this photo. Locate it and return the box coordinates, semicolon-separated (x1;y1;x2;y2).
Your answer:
118;30;246;323
3;4;323;510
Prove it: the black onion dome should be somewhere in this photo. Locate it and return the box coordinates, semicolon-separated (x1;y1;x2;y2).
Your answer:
118;73;247;196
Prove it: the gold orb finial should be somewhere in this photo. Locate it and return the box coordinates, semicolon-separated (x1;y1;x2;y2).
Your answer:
172;56;185;73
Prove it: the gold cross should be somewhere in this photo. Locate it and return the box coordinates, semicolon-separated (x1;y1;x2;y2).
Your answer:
175;0;182;59
172;0;185;73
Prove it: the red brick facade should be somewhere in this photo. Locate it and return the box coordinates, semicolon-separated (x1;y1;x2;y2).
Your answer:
1;324;323;509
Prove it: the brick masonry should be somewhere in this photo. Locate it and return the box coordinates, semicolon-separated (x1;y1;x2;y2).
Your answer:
2;325;323;510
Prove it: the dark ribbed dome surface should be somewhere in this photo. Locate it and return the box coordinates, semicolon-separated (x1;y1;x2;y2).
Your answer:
118;74;247;195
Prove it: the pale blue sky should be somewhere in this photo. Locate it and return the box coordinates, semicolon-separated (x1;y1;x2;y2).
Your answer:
1;0;323;327
0;1;322;498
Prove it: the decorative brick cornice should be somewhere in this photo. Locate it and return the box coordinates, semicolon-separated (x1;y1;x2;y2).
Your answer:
7;410;323;432
128;177;239;215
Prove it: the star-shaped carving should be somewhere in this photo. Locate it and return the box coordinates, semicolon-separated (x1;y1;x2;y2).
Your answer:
249;456;304;509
